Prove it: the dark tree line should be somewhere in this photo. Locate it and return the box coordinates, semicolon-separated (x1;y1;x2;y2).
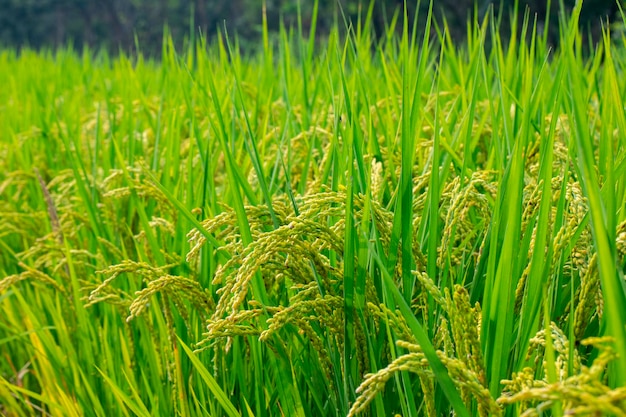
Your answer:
0;0;622;55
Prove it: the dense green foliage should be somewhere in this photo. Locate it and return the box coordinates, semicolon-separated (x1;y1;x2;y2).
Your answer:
1;3;626;417
0;0;623;54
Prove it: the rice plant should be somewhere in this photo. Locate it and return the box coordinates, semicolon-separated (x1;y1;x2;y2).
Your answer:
1;2;625;416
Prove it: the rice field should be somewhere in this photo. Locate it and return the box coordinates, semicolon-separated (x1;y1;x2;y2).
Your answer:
1;4;626;416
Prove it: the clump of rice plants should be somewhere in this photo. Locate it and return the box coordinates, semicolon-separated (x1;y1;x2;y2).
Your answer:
1;2;625;416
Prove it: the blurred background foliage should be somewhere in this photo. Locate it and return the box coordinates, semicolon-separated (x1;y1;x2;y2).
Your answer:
0;0;622;55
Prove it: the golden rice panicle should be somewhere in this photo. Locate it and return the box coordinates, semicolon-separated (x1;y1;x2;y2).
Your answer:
412;270;446;308
210;217;342;320
0;261;65;294
347;342;430;417
566;181;592;272
436;353;501;417
188;199;288;260
418;371;437;417
436;317;454;358
573;253;600;339
186;208;244;265
366;302;415;343
447;286;486;386
520;180;543;243
433;287;497;417
499;337;626;416
534;323;578;381
197;307;271;354
351;287;497;417
259;295;343;342
396;339;437;417
498;367;542;412
192;191;358;362
437;170;497;270
92;260;165;290
290;280;328;303
258;295;343;384
547;180;590;277
127;274;213;323
86;267;134;308
617;219;626;261
410;173;432;224
370;158;384;202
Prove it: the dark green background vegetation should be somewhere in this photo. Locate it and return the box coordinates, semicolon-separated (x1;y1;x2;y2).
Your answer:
0;0;622;54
